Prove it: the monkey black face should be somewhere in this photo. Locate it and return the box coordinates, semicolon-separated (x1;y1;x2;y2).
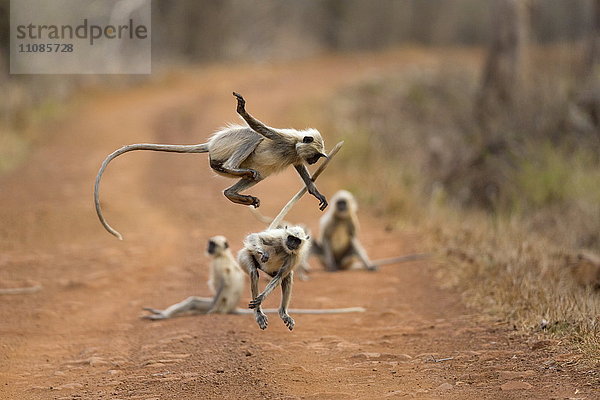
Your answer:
306;153;327;165
286;235;302;251
336;199;348;212
207;240;217;255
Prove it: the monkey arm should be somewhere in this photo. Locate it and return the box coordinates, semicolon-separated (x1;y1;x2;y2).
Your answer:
244;233;270;262
249;258;293;309
320;239;338;272
351;237;377;271
233;92;282;141
294;164;328;210
207;284;226;314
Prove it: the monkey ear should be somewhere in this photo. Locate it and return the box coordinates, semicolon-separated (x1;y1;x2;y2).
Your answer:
224;241;229;249
306;235;311;241
302;136;314;143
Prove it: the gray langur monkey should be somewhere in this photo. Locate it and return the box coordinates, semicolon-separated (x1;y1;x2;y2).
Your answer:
315;190;376;272
95;92;329;240
143;235;244;319
237;226;309;331
248;206;312;281
314;190;430;271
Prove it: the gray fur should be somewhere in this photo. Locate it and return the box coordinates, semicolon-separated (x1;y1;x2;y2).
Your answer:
238;226;310;330
94;92;328;240
142;236;244;319
316;190;376;271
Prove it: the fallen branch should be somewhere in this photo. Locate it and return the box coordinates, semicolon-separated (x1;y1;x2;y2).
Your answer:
269;141;344;230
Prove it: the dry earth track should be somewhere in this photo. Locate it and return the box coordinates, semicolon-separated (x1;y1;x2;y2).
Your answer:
0;50;595;399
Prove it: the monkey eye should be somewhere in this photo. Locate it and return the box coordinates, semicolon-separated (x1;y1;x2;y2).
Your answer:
302;136;314;143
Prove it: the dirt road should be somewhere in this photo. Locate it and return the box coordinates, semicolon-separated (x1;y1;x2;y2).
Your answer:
0;50;595;399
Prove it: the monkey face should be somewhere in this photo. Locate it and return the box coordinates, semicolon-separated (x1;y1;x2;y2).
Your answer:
306;153;327;165
331;190;356;217
336;199;348;212
283;226;308;253
286;235;302;251
207;240;217;254
296;129;326;165
206;235;229;256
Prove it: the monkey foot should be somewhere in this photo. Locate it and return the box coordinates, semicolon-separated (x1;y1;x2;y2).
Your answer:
366;265;378;272
279;312;295;331
232;92;246;113
255;313;268;330
225;193;260;208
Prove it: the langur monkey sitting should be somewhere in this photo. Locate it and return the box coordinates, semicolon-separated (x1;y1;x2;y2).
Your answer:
238;226;309;331
316;190;376;272
143;235;244;319
95;92;329;240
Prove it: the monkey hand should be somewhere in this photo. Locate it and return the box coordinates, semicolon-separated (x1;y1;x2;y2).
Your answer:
309;188;328;211
258;250;269;263
232;91;246;114
249;295;264;309
366;265;378;272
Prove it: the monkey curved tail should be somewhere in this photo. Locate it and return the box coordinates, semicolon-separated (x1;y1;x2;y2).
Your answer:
94;143;209;240
233;307;365;315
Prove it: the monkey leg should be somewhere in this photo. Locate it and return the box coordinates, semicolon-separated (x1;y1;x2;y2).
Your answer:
319;242;339;272
224;178;261;207
244;253;268;329
210;159;260;180
279;272;295;331
249;259;292;310
351;238;377;271
233;92;281;141
142;296;213;320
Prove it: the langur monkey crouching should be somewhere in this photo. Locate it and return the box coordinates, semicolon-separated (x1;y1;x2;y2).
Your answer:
316;190;376;272
143;236;244;319
238;226;310;331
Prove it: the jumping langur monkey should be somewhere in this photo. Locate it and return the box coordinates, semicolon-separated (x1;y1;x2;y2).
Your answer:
248;206;312;281
316;190;376;272
143;235;244;319
95;92;329;240
238;226;309;331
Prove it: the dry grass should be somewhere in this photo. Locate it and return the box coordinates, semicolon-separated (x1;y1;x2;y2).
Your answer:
319;58;600;364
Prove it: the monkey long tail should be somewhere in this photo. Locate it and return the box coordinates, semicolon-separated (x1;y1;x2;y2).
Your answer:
0;285;42;295
94;143;209;240
233;307;365;315
372;253;430;267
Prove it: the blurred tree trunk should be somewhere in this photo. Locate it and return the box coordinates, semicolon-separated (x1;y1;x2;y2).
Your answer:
568;0;600;137
587;0;600;71
580;0;600;130
475;0;530;126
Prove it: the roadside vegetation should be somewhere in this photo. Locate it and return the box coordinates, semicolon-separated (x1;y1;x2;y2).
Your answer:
325;43;600;362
